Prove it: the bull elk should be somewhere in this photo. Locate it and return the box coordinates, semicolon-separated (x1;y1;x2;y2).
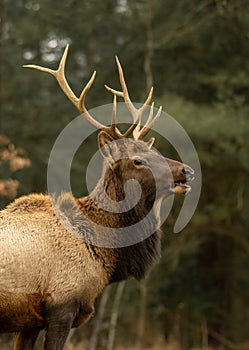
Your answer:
0;45;194;349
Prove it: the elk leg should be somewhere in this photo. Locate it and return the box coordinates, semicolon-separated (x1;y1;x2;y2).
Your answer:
43;309;75;350
14;329;40;350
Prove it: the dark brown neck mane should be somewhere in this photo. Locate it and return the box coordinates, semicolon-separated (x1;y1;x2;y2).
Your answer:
74;161;162;282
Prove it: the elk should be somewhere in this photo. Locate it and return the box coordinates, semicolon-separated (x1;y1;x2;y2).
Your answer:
0;45;194;350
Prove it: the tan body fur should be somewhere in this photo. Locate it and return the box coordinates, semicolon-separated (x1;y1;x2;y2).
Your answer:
0;194;106;333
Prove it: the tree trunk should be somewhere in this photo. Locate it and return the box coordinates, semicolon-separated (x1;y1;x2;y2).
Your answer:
136;279;148;349
201;316;209;350
197;232;234;346
143;1;154;90
89;286;111;350
106;281;126;350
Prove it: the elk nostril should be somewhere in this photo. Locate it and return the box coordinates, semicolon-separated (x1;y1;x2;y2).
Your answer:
182;166;194;179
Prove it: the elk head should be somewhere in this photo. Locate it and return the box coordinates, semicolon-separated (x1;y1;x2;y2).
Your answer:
23;45;194;210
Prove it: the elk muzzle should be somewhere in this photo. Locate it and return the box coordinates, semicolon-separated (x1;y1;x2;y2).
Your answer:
171;163;194;195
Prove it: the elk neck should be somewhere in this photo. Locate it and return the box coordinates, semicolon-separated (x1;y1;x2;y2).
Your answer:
78;159;158;228
74;159;162;282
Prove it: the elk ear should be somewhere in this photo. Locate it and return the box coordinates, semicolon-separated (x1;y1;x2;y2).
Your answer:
98;130;119;165
147;137;155;149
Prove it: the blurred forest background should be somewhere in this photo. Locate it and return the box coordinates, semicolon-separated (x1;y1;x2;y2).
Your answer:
0;0;249;349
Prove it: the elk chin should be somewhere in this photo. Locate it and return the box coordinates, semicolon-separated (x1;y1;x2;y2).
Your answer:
172;183;191;195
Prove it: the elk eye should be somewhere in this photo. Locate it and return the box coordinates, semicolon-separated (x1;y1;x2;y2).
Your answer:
134;159;145;166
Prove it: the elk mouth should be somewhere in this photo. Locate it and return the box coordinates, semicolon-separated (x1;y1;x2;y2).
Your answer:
172;172;194;195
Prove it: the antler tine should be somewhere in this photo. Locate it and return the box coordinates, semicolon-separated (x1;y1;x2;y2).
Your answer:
105;57;136;118
115;56;154;120
146;102;155;126
23;44;105;130
110;94;122;137
112;94;117;126
138;105;162;140
109;94;137;138
105;56;155;140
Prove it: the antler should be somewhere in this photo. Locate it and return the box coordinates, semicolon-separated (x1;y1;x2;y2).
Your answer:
23;45;161;140
105;56;162;140
23;44;105;130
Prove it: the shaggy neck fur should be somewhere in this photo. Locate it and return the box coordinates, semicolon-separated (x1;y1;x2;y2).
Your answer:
73;161;162;282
